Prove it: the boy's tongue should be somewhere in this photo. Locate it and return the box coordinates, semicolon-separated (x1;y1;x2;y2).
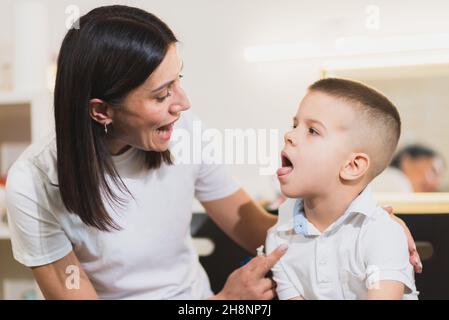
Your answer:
276;166;293;177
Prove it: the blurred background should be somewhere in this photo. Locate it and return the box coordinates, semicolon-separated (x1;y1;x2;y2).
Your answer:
1;0;449;299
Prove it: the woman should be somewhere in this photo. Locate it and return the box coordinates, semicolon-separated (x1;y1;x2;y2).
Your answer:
5;5;420;299
372;144;445;193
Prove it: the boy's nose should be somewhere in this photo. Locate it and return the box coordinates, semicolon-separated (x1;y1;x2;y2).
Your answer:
284;131;295;146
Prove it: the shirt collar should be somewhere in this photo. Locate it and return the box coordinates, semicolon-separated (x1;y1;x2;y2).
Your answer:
277;185;377;236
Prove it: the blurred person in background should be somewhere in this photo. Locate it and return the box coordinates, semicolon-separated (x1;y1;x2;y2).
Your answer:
372;144;446;193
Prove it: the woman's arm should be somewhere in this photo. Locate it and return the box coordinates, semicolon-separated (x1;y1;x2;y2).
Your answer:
201;188;276;253
32;251;98;300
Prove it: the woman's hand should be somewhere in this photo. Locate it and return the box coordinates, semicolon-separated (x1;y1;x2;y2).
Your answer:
212;244;288;300
383;205;423;273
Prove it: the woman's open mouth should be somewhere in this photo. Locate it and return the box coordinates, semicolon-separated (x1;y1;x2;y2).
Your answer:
277;151;294;179
156;118;178;141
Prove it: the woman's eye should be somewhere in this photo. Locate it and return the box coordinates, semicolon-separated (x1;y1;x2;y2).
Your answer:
308;127;318;135
155;90;171;102
292;124;297;129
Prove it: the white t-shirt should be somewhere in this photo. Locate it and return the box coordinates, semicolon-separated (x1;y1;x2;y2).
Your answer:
266;186;418;300
5;110;240;299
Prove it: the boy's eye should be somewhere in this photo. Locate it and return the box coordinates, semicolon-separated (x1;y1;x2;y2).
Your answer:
308;127;318;135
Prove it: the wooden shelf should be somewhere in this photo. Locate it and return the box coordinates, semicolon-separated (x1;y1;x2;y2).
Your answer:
0;91;34;105
0;90;53;143
374;192;449;214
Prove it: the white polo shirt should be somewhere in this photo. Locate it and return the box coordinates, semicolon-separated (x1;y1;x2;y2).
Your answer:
266;186;418;300
5;110;240;299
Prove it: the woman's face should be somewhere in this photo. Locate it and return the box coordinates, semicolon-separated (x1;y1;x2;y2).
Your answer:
108;44;190;154
403;155;445;192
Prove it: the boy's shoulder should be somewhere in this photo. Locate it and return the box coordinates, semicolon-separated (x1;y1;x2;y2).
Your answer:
359;206;409;256
362;206;405;235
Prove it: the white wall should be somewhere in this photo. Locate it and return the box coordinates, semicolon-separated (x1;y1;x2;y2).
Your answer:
1;0;449;198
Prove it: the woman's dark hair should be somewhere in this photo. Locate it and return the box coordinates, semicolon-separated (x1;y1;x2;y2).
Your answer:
390;144;438;169
54;5;176;231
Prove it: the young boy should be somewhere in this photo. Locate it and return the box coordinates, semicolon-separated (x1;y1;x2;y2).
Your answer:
266;78;418;300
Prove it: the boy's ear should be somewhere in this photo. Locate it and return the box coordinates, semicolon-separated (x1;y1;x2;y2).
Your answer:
340;153;370;181
89;98;114;125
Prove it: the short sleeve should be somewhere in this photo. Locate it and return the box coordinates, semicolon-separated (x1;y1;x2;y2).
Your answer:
362;212;417;294
266;227;304;300
5;160;72;267
194;163;240;202
179;111;239;202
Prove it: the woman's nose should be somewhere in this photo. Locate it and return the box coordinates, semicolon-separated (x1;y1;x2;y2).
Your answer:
169;85;191;115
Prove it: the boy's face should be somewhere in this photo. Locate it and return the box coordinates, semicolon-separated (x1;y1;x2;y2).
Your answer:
278;91;357;198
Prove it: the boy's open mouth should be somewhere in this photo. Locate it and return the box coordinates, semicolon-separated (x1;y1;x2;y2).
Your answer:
277;151;294;178
282;153;293;168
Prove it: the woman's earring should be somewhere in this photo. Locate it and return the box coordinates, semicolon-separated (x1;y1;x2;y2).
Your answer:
104;123;108;134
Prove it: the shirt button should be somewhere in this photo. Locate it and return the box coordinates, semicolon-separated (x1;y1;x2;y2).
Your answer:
318;276;329;284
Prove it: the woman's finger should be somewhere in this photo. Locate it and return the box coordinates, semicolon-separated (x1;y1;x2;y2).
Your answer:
410;250;423;273
254;244;288;277
269;277;277;290
262;288;276;300
258;278;274;292
382;205;393;214
244;256;263;271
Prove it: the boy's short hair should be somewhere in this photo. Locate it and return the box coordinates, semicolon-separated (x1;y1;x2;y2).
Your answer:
309;78;401;180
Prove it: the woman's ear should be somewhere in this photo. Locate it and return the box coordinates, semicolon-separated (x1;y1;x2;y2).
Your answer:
340;153;370;181
89;98;113;125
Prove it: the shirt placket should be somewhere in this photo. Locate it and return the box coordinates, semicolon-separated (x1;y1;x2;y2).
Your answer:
315;235;331;286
